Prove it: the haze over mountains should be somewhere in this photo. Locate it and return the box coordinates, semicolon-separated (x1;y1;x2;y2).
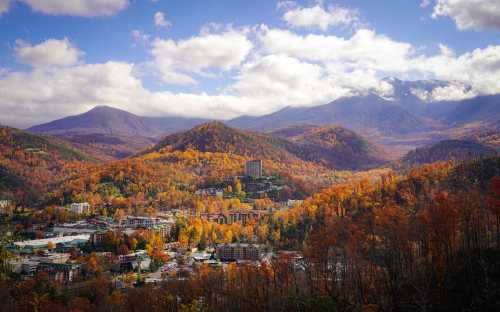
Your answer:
25;79;500;160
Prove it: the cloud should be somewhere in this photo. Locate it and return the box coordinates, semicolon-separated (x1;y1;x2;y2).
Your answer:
3;24;500;128
19;0;129;17
258;26;413;73
131;30;151;46
229;53;393;111
150;29;253;85
15;38;84;67
0;0;10;16
0;60;260;127
420;0;431;8
431;0;500;30
154;11;171;29
257;25;500;101
413;44;500;99
281;2;359;31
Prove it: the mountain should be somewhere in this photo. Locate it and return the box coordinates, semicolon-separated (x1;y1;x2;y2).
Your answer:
0;126;93;204
27;106;208;159
150;122;386;170
229;94;431;136
399;139;497;167
150;121;303;163
269;125;387;170
28;106;161;137
383;77;451;114
439;95;500;126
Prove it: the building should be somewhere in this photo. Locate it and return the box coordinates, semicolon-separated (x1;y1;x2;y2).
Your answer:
120;216;172;229
215;243;265;261
69;202;91;215
195;188;224;197
13;234;90;250
89;230;108;245
202;210;271;225
115;250;151;273
245;160;263;178
0;199;13;214
38;262;81;283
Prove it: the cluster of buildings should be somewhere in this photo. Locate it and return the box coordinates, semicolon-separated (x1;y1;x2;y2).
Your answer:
6;212;176;283
194;160;283;201
1;159;302;287
200;209;273;225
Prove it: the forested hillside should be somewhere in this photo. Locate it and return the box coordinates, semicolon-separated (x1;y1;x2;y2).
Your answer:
0;127;94;204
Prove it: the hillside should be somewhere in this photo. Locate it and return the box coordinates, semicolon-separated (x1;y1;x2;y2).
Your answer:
441;95;500;125
269;125;388;169
151;122;386;170
152;121;303;164
399;139;497;167
0;127;94;204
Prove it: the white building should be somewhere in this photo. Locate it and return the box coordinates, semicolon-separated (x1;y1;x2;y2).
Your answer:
0;199;13;214
69;202;91;215
120;216;170;229
14;234;90;250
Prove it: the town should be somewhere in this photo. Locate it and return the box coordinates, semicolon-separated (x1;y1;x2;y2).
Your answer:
0;160;303;286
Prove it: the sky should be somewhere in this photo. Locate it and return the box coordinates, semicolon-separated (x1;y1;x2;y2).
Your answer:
0;0;499;128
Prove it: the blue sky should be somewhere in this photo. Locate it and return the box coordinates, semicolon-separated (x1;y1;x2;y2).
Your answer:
0;0;499;127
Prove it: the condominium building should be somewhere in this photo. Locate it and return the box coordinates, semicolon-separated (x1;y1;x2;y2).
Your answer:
69;202;91;215
245;160;263;178
215;243;265;261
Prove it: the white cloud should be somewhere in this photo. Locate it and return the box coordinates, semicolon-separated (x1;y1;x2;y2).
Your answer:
0;60;263;128
258;26;413;73
131;29;151;46
413;44;500;99
281;2;359;31
3;23;500;128
231;54;343;108
420;0;431;8
276;1;296;11
19;0;129;17
150;29;253;85
15;38;84;68
0;0;10;16
154;11;171;29
432;0;500;30
255;25;500;102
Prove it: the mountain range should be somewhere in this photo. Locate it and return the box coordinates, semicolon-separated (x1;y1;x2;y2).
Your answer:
25;78;500;160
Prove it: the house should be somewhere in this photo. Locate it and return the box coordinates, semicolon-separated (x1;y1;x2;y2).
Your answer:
69;202;91;215
215;243;265;261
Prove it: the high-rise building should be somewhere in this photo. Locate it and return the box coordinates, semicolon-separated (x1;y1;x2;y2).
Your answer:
245;159;263;178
